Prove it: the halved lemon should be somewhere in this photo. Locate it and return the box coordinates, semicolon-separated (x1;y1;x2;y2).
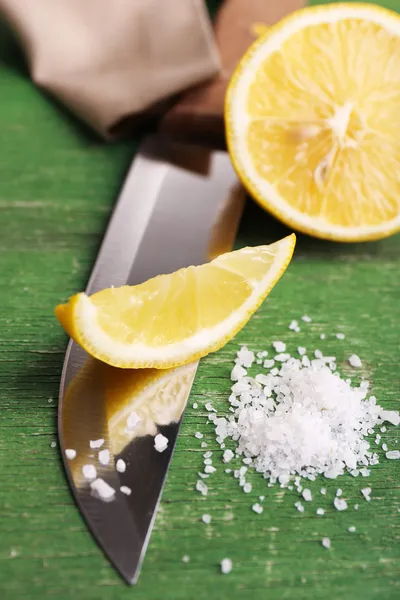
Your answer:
55;234;295;369
225;3;400;242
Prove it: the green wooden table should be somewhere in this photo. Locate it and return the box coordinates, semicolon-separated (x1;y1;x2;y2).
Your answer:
0;2;399;598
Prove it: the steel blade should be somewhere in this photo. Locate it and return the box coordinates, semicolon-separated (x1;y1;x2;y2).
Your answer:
58;136;245;584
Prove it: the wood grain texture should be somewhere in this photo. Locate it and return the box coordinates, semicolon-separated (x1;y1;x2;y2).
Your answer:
0;3;399;599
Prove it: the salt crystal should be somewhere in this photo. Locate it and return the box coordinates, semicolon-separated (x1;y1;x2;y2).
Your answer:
90;438;104;449
182;555;190;563
321;537;331;549
237;347;255;368
336;488;343;497
225;468;231;474
289;320;299;331
82;464;97;480
272;341;286;352
231;364;247;381
320;488;327;495
196;480;208;496
205;402;216;412
263;359;275;369
298;347;307;356
116;459;126;473
127;411;141;430
65;449;76;460
320;334;326;340
195;432;203;439
252;503;263;514
380;411;400;426
348;354;362;368
193;403;198;409
361;487;372;499
120;485;131;495
223;449;234;463
220;558;232;574
302;315;312;323
274;353;291;362
360;468;370;477
204;451;213;459
294;501;304;513
314;350;323;359
382;443;388;452
316;508;325;515
354;504;359;510
243;483;252;494
336;333;345;340
386;450;400;460
154;433;168;452
98;449;110;465
334;498;348;511
202;514;212;524
259;495;265;501
205;466;216;474
204;458;213;466
302;489;312;502
90;478;115;501
201;442;208;449
348;526;356;533
50;441;57;448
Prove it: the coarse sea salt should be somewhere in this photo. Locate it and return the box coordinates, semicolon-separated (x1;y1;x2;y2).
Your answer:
213;347;399;489
90;478;115;501
220;558;233;574
154;433;168;452
116;458;126;473
65;449;76;460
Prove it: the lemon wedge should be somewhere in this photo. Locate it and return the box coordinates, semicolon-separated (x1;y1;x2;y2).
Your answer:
225;4;400;242
55;235;295;369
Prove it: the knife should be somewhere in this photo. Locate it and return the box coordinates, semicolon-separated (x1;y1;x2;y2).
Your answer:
58;135;245;584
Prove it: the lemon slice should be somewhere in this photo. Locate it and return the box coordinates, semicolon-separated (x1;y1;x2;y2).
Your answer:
55;235;295;369
225;4;400;242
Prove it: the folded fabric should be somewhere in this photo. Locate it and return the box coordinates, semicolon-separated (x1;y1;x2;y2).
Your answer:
0;0;220;138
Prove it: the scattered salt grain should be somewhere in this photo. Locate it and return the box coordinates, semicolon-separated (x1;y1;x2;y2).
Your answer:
361;487;372;501
274;353;291;362
120;485;131;495
259;495;265;501
82;465;97;480
205;466;216;474
360;468;370;477
321;537;331;549
182;555;190;563
204;451;213;459
98;449;110;465
348;526;356;533
252;503;263;514
223;449;234;463
333;498;348;511
196;480;208;496
354;504;359;510
386;450;400;460
90;438;104;449
302;315;312;323
195;432;203;439
90;478;115;501
314;349;323;359
231;364;247;381
320;488;326;496
272;341;286;352
320;334;326;340
263;359;275;369
201;442;208;449
126;411;141;430
316;508;325;516
202;514;212;524
336;333;345;340
382;443;388;452
65;449;76;460
297;346;306;356
294;501;304;513
302;489;312;502
50;441;57;448
243;483;252;494
220;558;233;575
225;468;231;474
193;403;198;409
237;347;255;368
336;488;343;497
348;354;362;368
380;426;387;433
380;411;400;426
289;320;300;332
205;402;216;412
116;459;126;473
154;433;168;453
204;458;213;465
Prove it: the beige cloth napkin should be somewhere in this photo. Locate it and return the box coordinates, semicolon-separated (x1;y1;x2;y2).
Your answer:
0;0;220;138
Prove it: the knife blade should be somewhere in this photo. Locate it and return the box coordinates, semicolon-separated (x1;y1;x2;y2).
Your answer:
58;136;245;584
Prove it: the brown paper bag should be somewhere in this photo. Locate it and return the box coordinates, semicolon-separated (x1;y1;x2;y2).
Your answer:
0;0;220;138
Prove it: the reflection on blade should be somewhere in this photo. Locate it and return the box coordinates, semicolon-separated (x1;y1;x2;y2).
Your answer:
62;356;197;583
58;137;245;584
